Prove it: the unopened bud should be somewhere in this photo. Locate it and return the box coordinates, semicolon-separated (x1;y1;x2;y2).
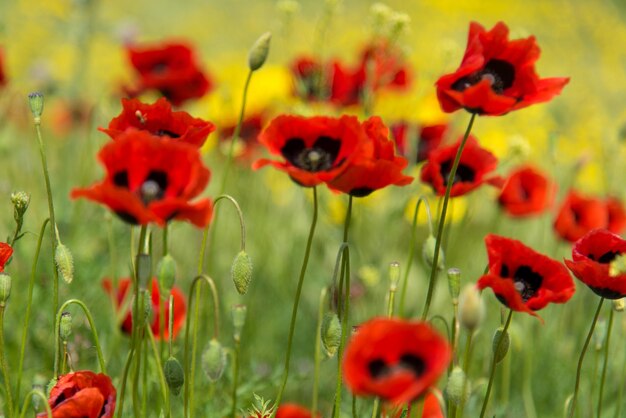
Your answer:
60;311;72;341
164;356;184;396
610;254;626;277
202;339;227;381
445;366;468;405
136;253;151;289
0;273;11;305
594;319;607;351
157;254;176;293
447;268;461;304
231;250;253;295
11;191;30;221
248;32;271;71
232;304;247;342
28;92;45;121
55;243;74;284
613;298;625;312
458;285;485;332
321;312;341;357
388;261;400;290
492;327;510;364
422;235;444;271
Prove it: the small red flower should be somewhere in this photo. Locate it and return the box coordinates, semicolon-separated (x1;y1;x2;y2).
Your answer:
391;123;447;163
218;113;265;161
37;371;116;418
565;229;626;299
71;129;213;227
343;317;451;405
327;116;413;197
436;22;569;116
291;56;327;101
554;191;608;242
253;114;371;187
497;165;554;217
477;234;575;317
126;42;212;106
101;98;215;147
420;136;501;197
0;242;12;271
247;404;319;418
606;196;626;234
103;278;186;340
382;392;443;418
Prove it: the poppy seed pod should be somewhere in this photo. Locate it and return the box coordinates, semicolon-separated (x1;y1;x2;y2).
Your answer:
164;356;184;396
55;243;74;284
445;366;468;405
388;261;400;290
157;254;177;293
11;191;30;221
321;312;341;357
492;327;510;364
458;285;485;332
248;32;272;71
202;339;227;381
447;268;461;304
28;91;44;120
60;311;72;342
231;250;253;295
423;234;444;271
0;272;11;305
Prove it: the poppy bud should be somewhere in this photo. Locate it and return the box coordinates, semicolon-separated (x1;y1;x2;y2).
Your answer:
157;254;177;294
458;285;484;332
388;261;400;291
11;191;30;221
136;253;151;290
0;272;11;305
321;312;341;357
60;311;72;342
248;32;272;72
613;298;625;312
594;319;607;351
423;234;444;271
492;327;510;364
231;250;253;295
28;92;44;121
164;356;184;396
54;243;74;284
447;268;461;304
445;366;469;405
202;339;227;381
232;304;247;342
609;254;626;277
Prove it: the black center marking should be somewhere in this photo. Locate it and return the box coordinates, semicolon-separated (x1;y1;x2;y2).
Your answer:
280;136;342;172
451;59;516;94
440;161;475;186
512;265;543;302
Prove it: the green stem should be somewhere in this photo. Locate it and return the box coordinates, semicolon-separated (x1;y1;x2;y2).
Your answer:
213;195;247;251
614;334;626;418
568;297;604;418
311;287;327;417
230;339;241;418
371;399;380;418
18;389;52;418
597;305;613;418
116;345;136;418
16;218;49;399
141;332;148;417
456;331;474;418
0;305;14;417
183;275;220;418
479;309;513;418
146;325;169;414
421;113;477;320
273;187;319;416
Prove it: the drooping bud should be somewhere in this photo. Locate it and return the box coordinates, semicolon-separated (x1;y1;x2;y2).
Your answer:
232;304;247;343
11;191;30;222
594;319;607;351
613;298;625;312
60;311;72;342
248;32;272;72
458;285;485;332
0;273;11;305
157;254;177;294
388;261;400;291
28;92;45;122
231;250;253;295
321;312;341;357
492;327;510;364
447;268;461;304
136;253;151;290
422;234;444;271
55;243;74;284
445;366;468;406
202;339;227;381
163;356;184;396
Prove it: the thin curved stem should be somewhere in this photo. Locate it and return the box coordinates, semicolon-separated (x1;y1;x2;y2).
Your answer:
230;339;241;418
311;287;327;416
214;195;247;251
597;303;613;418
146;325;169;413
18;388;52;418
0;306;14;417
422;113;477;320
568;297;604;418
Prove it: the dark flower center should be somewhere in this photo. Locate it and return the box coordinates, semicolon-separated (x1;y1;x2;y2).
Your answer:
151;62;170;74
440;161;475;186
588;251;621;264
154;129;181;138
113;170;169;205
500;264;543;302
451;59;516;94
367;354;425;379
280;136;342;172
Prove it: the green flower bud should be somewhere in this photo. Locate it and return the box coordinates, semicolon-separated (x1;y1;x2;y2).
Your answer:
492;327;510;364
11;191;30;221
388;261;400;290
28;92;45;121
202;339;227;381
422;234;444;271
248;32;272;71
232;304;247;342
445;366;468;406
157;254;177;293
55;243;74;284
136;253;151;290
163;356;184;396
458;285;484;332
60;311;72;342
613;298;625;312
321;312;341;357
447;267;461;304
231;250;253;295
0;272;11;305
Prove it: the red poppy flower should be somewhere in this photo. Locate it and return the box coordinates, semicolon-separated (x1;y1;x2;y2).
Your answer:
126;42;212;106
391;123;447;163
37;370;116;418
218;113;265;160
101;98;215;147
554;191;608;243
477;234;575;317
253;114;371;187
327;116;413;197
497;165;554;217
343;317;451;405
382;392;443;418
420;136;502;197
0;242;12;271
71;129;212;227
436;22;569;116
606;197;626;234
291;56;327;101
103;278;186;340
564;229;626;299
